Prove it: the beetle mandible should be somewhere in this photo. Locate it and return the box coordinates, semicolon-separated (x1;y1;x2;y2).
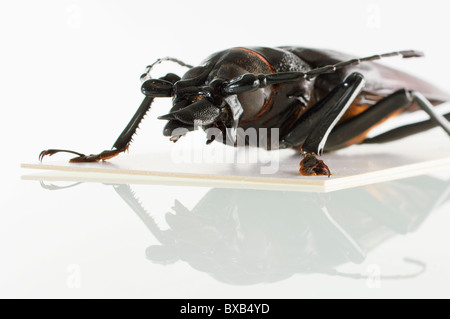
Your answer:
39;47;450;176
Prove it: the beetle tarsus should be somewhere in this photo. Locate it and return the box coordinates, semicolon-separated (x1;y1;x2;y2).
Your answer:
69;146;129;162
299;153;331;177
39;146;128;163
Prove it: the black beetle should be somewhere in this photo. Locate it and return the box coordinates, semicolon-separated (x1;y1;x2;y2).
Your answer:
40;47;450;176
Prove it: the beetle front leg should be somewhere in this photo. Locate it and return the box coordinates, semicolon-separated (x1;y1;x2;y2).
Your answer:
280;73;366;176
39;96;153;163
40;73;181;163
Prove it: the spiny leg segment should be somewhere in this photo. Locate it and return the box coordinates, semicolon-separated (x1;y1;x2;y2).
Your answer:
39;58;192;163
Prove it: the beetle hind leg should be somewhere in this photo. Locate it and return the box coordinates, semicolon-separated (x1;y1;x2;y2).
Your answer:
325;89;450;151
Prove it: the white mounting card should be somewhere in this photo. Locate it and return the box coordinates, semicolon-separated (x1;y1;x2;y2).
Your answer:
22;128;450;192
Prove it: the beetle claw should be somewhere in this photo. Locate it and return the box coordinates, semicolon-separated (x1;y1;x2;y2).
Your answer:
299;153;331;177
39;149;86;162
39;150;53;162
39;147;128;163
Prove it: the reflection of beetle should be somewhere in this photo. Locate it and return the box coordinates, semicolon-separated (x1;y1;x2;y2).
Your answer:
39;176;448;284
40;47;450;175
107;176;446;285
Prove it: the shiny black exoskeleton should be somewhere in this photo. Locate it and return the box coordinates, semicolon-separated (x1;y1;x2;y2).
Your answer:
40;47;450;176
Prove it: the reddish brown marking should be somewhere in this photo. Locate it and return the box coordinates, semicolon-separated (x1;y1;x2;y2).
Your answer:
338;103;371;124
344;108;404;147
338;94;383;124
68;146;129;163
343;129;371;147
240;93;275;124
237;48;276;73
237;48;276;124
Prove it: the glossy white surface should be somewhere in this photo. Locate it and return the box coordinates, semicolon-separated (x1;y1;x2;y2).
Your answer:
4;170;450;298
22;128;450;192
3;0;450;298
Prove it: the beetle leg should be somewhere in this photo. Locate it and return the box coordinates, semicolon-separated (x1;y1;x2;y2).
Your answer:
411;92;450;135
40;73;181;163
280;73;366;176
363;112;450;144
325;89;450;150
301;73;366;156
112;184;174;245
299;153;331;177
39;93;151;163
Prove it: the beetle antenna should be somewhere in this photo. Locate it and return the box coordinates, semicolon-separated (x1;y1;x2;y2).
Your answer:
222;50;424;95
305;50;424;78
140;57;194;82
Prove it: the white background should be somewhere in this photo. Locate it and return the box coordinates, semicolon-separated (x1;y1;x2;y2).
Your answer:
3;0;450;171
2;0;450;298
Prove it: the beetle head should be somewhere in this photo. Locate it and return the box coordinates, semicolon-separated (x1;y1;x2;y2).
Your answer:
141;66;243;144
